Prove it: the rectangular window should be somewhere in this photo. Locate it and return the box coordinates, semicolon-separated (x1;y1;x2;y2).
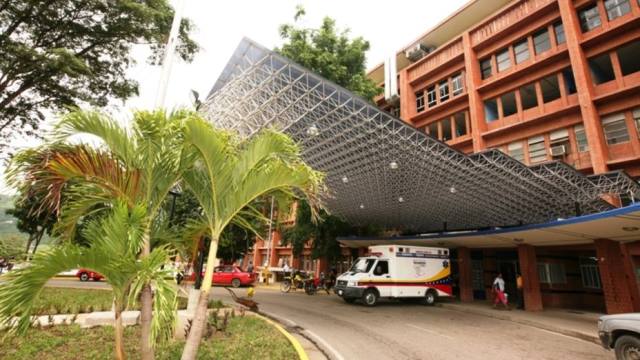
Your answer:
634;108;640;136
519;83;538;110
554;22;566;45
484;98;499;122
480;58;492;80
602;113;630;144
454;112;467;137
589;53;616;84
605;0;631;20
617;39;640;76
514;39;530;64
442;118;452;141
528;135;547;163
416;91;425;112
540;74;561;103
579;4;602;32
533;28;551;55
496;48;511;72
428;122;438;138
439;80;449;102
452;73;464;96
427;86;437;107
550;129;570;156
501;91;517;117
580;257;601;289
538;263;567;284
575;125;589;152
507;141;525;163
562;68;577;94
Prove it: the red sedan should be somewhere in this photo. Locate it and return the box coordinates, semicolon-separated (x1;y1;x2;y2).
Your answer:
192;265;255;288
76;269;104;282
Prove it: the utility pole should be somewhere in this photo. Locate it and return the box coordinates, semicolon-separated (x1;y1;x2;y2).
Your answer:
155;0;186;109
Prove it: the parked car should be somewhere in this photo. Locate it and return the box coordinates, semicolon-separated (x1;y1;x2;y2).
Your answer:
599;313;640;359
192;265;255;288
76;269;104;282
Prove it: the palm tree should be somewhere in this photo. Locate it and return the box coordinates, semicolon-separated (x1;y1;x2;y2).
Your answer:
0;202;177;360
6;109;196;360
179;119;324;360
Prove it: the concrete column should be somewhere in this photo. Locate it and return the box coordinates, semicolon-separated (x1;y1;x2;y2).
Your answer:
398;68;411;122
595;239;635;314
462;32;487;153
268;230;280;267
316;257;329;277
517;244;543;311
558;0;609;174
457;247;474;302
621;243;640;312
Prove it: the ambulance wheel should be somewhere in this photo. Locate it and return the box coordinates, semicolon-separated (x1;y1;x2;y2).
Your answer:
343;297;356;304
362;289;378;307
422;289;438;306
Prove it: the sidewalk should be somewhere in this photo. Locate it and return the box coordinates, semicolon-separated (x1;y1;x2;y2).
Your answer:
439;300;601;344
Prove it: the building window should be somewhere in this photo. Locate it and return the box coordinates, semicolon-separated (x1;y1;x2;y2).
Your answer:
454;112;467;137
519;83;538;110
605;0;631;20
442;118;452;141
538;263;567;284
480;58;492;79
514;39;530;64
528;136;547;163
452;73;464;96
427;86;437;107
602;113;630;145
634;108;640;136
575;125;589;152
507;141;525;163
428;122;438;138
617;39;640;76
579;4;602;32
533;28;551;55
540;74;561;103
439;80;449;102
501;91;517;117
390;107;400;117
550;129;570;157
416;91;425;112
580;257;601;289
589;53;616;84
554;22;566;45
484;98;498;122
562;68;577;94
496;48;511;72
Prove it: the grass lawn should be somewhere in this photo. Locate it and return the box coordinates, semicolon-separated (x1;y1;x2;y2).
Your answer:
33;288;224;315
0;316;297;360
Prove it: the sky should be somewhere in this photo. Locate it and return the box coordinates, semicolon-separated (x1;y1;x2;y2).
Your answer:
1;0;468;194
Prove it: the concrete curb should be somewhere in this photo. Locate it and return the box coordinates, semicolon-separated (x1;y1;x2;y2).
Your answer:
439;303;599;344
252;313;309;360
258;310;342;360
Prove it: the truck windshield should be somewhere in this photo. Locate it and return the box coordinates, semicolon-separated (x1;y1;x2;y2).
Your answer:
350;258;377;273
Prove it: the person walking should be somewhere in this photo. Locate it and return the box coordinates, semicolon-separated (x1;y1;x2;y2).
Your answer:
247;260;254;273
516;273;524;310
492;273;510;310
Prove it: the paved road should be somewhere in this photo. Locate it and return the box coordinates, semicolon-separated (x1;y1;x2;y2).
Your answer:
35;280;612;360
211;287;612;360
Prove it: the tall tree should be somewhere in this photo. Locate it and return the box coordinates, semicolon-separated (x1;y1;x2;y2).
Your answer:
277;6;381;101
0;0;198;147
6;189;56;254
179;120;323;360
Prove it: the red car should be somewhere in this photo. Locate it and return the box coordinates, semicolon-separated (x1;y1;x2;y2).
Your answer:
192;265;255;288
76;269;104;282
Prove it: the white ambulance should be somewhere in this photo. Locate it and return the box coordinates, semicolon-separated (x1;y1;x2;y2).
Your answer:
334;245;452;306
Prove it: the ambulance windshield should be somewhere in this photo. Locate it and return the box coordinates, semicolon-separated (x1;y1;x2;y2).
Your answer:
350;258;377;273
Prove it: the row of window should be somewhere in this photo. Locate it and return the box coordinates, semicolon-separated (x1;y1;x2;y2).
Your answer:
602;108;640;145
424;111;469;142
589;39;640;84
416;73;464;112
538;259;602;289
480;22;565;80
579;0;635;33
484;68;576;122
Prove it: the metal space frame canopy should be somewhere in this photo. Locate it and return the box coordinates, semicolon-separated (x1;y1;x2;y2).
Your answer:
201;38;640;233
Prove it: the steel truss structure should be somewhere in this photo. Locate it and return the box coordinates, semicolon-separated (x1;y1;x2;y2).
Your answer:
201;38;640;233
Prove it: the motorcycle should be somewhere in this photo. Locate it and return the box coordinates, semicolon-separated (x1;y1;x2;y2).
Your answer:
280;271;306;293
304;273;332;295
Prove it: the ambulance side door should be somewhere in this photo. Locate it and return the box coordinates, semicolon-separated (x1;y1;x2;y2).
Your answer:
372;260;392;297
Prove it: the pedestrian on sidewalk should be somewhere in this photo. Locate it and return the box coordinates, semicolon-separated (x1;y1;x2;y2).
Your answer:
492;273;510;310
247;260;254;273
516;273;524;310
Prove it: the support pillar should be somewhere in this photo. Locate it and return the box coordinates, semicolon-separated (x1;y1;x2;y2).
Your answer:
462;32;487;152
457;247;474;302
268;230;280;268
621;244;640;312
595;239;636;314
517;244;543;311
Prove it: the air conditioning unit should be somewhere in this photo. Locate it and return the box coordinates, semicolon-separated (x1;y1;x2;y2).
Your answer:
550;145;567;157
405;43;433;62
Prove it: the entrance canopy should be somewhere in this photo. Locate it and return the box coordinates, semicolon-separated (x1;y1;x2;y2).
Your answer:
202;38;640;233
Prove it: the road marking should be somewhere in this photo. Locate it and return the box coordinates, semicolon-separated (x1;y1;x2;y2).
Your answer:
407;323;454;340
